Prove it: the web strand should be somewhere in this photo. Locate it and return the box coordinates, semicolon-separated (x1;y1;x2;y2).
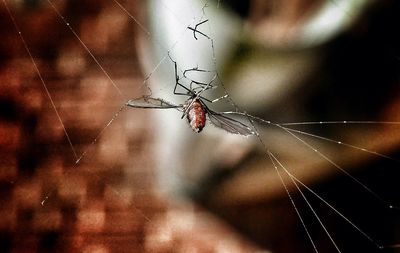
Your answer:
280;121;400;126
282;126;399;162
269;152;342;253
46;0;125;98
267;150;320;253
252;118;399;251
226;111;400;210
2;0;78;161
196;6;400;249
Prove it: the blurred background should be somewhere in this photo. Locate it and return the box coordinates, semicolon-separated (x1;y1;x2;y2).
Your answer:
1;0;400;253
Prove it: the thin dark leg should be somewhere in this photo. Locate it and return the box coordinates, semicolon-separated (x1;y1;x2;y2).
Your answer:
168;52;193;96
187;19;210;40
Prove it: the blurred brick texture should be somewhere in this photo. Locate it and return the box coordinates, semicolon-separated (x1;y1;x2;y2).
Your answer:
0;1;260;252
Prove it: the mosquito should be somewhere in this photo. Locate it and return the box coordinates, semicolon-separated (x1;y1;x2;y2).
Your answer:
126;58;255;136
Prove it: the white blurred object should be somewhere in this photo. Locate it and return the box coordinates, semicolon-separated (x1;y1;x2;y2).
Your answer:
139;0;377;199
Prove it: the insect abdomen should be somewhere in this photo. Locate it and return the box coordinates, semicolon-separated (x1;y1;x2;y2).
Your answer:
187;99;206;133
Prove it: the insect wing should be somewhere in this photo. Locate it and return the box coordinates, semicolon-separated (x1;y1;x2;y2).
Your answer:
127;97;181;109
207;110;255;136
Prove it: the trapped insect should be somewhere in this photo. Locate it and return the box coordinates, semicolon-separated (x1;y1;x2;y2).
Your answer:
127;58;254;136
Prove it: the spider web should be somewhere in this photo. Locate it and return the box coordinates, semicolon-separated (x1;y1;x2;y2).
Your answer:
1;0;400;252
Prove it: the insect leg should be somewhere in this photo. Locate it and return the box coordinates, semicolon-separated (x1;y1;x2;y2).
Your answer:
168;53;194;96
187;19;210;40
